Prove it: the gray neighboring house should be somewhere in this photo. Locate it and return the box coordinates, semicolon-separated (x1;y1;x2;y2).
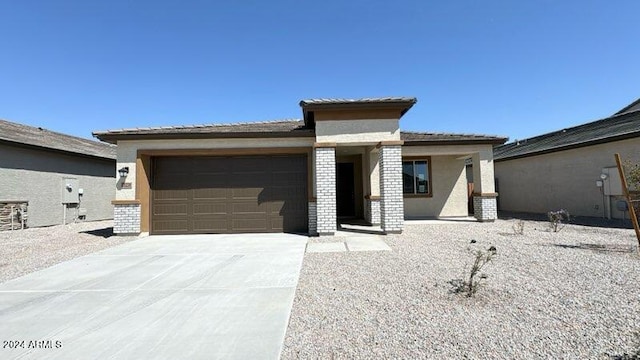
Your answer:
94;97;507;236
0;119;117;229
494;99;640;220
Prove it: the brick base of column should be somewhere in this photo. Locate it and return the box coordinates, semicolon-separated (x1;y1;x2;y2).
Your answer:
308;201;318;236
473;195;497;222
113;204;141;235
364;198;381;225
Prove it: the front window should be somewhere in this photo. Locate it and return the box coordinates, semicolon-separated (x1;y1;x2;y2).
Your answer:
402;158;431;196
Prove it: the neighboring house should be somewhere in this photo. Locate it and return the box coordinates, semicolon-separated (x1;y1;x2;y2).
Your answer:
0;119;117;229
93;97;506;236
494;99;640;220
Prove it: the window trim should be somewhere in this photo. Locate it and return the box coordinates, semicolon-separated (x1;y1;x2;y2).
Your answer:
402;156;433;198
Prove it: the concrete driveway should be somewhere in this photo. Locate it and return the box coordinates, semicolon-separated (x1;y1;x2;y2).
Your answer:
0;233;307;360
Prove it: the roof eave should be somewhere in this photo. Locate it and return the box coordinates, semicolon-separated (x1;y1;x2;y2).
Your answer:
300;100;416;113
300;99;417;126
0;138;116;161
494;131;640;162
93;130;317;144
402;138;508;146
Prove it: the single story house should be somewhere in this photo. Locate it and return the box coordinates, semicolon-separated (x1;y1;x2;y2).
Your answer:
0;119;117;229
93;97;506;236
493;99;640;220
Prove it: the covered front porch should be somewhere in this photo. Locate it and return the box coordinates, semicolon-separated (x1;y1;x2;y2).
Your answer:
308;142;499;236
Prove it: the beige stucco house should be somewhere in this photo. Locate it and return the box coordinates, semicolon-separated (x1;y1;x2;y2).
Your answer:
494;99;640;220
94;97;506;236
0;119;116;229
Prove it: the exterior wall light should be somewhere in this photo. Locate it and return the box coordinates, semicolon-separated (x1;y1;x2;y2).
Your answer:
118;167;130;178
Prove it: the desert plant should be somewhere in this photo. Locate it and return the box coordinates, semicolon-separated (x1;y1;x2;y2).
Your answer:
513;219;525;235
547;209;570;232
449;246;497;297
623;160;640;191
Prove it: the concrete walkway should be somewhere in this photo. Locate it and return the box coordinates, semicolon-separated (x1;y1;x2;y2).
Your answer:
306;226;392;253
0;233;307;360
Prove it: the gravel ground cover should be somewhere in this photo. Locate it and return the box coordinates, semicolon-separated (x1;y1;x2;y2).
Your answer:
0;220;137;283
283;219;640;359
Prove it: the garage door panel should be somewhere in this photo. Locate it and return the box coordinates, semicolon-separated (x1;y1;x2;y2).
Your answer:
152;220;189;233
231;157;266;171
192;174;230;188
153;204;188;216
232;187;263;199
271;172;305;184
153;189;189;200
268;201;285;213
232;174;268;188
193;219;227;232
152;155;307;234
270;218;284;231
232;201;268;214
193;188;228;200
232;218;268;232
192;203;227;215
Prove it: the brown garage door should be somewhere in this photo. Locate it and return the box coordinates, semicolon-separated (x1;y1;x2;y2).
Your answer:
151;155;308;234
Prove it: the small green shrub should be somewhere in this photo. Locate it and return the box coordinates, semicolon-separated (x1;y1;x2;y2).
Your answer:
449;246;497;297
548;209;570;232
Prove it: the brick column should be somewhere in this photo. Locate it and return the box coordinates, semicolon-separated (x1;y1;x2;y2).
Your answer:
308;201;318;236
364;196;381;225
379;145;404;233
473;194;497;222
315;146;337;235
113;202;141;235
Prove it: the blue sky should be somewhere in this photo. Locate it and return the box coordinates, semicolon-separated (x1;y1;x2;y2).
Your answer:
1;0;638;142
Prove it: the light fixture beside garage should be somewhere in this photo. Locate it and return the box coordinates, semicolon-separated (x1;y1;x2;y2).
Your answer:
118;167;129;178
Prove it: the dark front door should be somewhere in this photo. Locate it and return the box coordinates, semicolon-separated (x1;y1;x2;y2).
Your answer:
336;162;356;217
151;155;308;234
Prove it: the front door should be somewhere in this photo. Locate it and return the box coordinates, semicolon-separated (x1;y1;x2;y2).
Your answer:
336;162;356;217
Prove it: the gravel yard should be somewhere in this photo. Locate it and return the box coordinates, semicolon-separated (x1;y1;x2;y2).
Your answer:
0;220;137;283
283;219;640;359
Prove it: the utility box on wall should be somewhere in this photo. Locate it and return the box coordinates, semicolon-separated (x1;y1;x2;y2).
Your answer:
62;178;80;204
602;167;623;196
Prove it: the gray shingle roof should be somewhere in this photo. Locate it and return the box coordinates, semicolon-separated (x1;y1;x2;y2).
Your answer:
494;109;640;161
94;117;507;146
93;119;314;143
614;98;640;115
299;97;417;106
401;131;507;145
0;119;116;160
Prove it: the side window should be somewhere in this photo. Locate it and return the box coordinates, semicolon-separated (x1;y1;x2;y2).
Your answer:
402;161;415;194
402;158;431;196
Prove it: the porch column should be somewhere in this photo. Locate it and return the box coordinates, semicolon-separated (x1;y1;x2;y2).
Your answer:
314;144;337;235
472;149;498;221
378;143;404;233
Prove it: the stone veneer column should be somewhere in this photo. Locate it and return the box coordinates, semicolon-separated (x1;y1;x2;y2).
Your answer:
364;197;381;225
113;202;141;234
314;146;337;235
379;145;404;233
308;201;318;236
473;194;497;222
